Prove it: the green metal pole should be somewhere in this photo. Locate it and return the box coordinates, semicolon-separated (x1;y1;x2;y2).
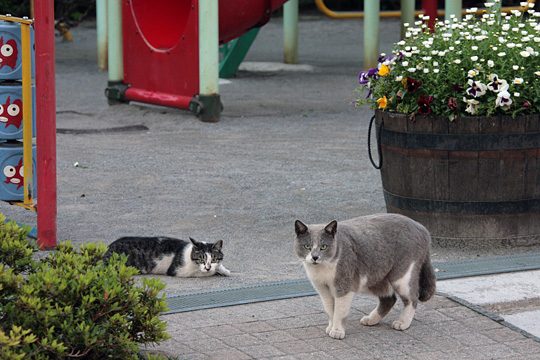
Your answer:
107;0;122;82
445;0;462;21
493;0;501;23
283;0;299;64
364;0;380;69
96;0;108;71
198;0;221;122
219;28;260;78
400;0;415;38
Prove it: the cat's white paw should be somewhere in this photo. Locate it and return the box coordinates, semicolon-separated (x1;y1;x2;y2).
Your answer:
216;265;231;276
325;322;333;335
328;328;346;340
219;268;231;276
392;320;411;331
360;315;380;326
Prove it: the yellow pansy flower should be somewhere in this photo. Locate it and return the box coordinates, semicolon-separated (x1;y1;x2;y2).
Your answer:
378;64;391;77
376;96;388;109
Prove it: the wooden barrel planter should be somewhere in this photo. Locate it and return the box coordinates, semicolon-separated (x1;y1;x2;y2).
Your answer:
372;110;540;245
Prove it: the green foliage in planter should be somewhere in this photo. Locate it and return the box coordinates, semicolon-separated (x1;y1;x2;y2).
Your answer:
0;221;169;359
356;1;540;119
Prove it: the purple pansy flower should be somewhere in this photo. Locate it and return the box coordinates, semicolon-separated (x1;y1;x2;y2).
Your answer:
466;80;487;98
357;67;379;85
487;74;509;93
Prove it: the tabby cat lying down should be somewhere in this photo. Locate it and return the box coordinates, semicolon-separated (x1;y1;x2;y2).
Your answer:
104;236;231;277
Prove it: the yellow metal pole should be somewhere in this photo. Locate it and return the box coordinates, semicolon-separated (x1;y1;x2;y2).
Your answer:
21;21;33;205
0;15;33;25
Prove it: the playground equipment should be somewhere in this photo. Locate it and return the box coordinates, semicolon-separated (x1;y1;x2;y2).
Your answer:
0;16;36;206
0;6;57;249
102;0;290;122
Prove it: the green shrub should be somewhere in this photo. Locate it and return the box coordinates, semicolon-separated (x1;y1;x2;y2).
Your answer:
0;215;35;273
0;325;41;360
0;220;169;359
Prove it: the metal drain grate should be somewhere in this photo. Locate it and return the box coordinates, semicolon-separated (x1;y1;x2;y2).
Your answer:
165;252;540;314
164;279;316;314
434;252;540;280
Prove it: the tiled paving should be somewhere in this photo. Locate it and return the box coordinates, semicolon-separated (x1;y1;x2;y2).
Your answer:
146;295;540;359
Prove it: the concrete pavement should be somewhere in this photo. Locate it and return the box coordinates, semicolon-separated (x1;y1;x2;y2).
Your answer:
439;270;540;339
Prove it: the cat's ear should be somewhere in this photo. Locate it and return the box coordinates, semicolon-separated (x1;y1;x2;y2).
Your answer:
213;240;223;251
295;220;308;236
189;237;200;247
324;220;338;236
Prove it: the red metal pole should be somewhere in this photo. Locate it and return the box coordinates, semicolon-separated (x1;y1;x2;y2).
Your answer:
422;0;438;31
34;0;57;249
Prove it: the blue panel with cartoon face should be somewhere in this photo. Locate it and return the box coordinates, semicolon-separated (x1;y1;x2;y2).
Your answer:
0;83;36;140
0;21;35;80
0;141;37;201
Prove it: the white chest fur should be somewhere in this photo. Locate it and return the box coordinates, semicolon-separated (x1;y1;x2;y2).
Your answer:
304;262;337;288
304;262;374;295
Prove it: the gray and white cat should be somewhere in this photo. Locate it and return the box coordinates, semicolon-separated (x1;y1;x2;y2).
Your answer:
294;213;436;339
104;236;231;277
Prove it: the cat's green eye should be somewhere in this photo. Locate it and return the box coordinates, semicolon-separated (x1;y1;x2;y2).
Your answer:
320;244;328;250
303;244;311;250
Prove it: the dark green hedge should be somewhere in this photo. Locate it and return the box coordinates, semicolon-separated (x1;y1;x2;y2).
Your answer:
0;0;30;17
0;0;95;22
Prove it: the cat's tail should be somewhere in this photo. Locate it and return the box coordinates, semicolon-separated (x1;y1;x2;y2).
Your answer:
418;256;436;302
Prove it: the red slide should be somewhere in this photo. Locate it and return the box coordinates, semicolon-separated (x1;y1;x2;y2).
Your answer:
118;0;288;115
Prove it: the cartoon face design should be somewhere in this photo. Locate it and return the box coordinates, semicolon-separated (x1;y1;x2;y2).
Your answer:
4;158;24;189
0;96;22;128
0;37;18;69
